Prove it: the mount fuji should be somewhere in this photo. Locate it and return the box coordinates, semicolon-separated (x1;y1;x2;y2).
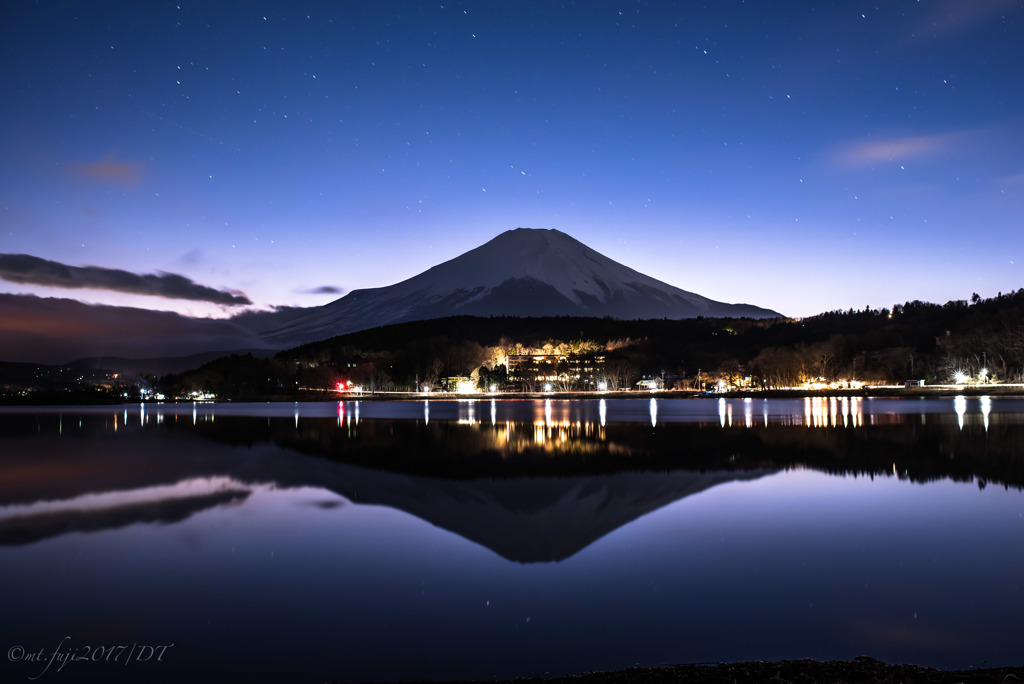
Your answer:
261;228;781;347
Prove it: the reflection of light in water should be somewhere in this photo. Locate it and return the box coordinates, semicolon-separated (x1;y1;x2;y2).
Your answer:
719;398;726;427
337;401;344;427
954;395;966;430
518;418;606;451
763;400;768;427
518;400;609;449
140;402;145;426
981;395;991;431
744;397;752;428
650;398;657;427
797;396;865;428
810;398;828;427
354;401;360;425
842;397;860;428
458;400;476;425
193;403;197;425
490;399;496;426
423;400;429;425
295;404;299;429
494;422;509;448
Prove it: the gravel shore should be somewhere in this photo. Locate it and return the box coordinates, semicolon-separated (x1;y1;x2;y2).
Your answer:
351;658;1024;684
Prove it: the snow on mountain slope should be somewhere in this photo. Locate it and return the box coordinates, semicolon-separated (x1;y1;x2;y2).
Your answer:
260;228;782;347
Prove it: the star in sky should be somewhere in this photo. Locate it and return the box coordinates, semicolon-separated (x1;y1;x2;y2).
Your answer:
1;0;1022;319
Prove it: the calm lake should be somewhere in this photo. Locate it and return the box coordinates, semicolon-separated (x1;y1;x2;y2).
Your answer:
1;397;1022;683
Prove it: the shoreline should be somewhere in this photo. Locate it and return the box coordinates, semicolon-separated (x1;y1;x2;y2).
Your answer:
349;658;1024;684
325;384;1024;402
5;384;1024;406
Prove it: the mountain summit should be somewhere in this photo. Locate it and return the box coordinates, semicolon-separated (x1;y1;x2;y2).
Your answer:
263;228;781;346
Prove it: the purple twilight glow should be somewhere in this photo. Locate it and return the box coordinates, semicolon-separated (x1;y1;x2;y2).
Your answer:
2;1;1023;319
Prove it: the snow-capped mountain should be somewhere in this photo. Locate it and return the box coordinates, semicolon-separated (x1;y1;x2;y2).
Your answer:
261;228;781;347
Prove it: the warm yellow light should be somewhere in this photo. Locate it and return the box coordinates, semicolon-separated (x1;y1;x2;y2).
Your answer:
455;379;478;394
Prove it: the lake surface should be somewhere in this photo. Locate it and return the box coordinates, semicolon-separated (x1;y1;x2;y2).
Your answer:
1;396;1022;682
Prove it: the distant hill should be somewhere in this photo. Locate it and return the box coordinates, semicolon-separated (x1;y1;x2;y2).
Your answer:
0;228;780;366
260;227;783;347
0;292;270;366
275;288;1024;390
65;349;276;376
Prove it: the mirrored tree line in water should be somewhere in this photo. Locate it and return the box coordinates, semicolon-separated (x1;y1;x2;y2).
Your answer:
3;399;1024;682
28;399;1013;490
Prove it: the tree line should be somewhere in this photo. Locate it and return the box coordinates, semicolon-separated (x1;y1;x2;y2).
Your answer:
157;289;1024;398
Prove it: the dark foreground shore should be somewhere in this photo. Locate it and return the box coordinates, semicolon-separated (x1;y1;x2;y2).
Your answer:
350;658;1024;684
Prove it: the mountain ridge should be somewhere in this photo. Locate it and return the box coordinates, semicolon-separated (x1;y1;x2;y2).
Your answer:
0;228;782;365
262;227;782;346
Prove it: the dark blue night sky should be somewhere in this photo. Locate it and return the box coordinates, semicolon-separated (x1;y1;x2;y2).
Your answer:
2;1;1023;318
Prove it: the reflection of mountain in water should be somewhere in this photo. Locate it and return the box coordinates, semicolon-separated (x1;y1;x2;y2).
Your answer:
208;413;1024;489
2;408;1024;560
0;413;780;561
315;464;773;562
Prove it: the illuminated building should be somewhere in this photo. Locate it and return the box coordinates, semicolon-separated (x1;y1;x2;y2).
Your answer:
505;353;606;391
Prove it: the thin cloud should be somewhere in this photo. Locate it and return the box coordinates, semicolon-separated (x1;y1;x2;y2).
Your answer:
829;130;976;169
0;254;252;306
176;248;207;267
70;158;145;187
997;172;1024;187
299;285;345;295
914;0;1021;39
0;293;265;364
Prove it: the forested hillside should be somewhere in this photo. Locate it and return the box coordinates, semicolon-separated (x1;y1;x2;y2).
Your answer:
155;289;1024;397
